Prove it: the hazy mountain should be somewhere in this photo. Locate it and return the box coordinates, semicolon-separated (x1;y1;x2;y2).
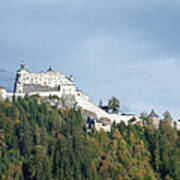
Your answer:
0;69;14;92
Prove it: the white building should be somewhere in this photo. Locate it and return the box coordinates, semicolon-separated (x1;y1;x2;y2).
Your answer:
2;63;141;131
0;86;7;100
14;63;76;95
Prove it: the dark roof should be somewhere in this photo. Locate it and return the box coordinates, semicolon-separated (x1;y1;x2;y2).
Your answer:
48;66;53;72
121;113;136;116
18;62;28;72
148;109;159;118
100;105;109;109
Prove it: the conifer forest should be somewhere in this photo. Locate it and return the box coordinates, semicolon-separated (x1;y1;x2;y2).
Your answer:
0;97;179;180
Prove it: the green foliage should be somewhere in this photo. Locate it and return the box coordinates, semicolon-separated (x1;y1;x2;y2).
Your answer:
0;97;179;179
108;96;120;113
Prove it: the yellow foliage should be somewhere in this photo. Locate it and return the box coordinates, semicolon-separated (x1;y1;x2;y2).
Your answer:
140;140;144;146
60;106;64;110
130;132;135;140
112;139;118;150
1;175;5;180
142;128;145;133
65;107;71;115
91;162;97;173
137;121;142;127
66;107;70;111
15;119;20;124
113;129;121;139
93;139;99;149
100;159;108;173
57;133;64;140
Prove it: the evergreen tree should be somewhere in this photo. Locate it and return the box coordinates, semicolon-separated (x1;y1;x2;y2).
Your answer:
108;96;120;113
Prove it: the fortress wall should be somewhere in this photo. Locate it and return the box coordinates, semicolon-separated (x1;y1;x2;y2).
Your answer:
177;122;180;129
94;121;111;132
107;114;140;125
171;121;180;130
75;95;109;118
17;72;72;88
15;69;74;93
28;91;63;98
75;94;141;127
0;88;7;100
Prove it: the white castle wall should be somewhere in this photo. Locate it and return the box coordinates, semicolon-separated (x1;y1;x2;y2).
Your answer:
15;70;74;93
75;95;109;118
6;92;14;100
107;114;140;125
0;88;7;100
171;121;180;130
94;121;111;132
74;95;140;130
176;122;180;129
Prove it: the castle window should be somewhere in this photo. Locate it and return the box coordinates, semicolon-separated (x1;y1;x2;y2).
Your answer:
58;85;61;91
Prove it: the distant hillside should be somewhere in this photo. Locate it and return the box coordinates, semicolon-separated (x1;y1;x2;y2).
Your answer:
0;69;14;91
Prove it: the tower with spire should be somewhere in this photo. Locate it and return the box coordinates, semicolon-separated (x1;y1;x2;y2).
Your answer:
14;62;29;93
148;109;160;128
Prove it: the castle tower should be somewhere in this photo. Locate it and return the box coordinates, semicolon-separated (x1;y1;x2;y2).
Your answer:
14;62;29;93
148;109;160;128
18;62;28;73
47;66;53;72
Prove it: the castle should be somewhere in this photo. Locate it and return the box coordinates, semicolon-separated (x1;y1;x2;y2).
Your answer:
1;63;179;131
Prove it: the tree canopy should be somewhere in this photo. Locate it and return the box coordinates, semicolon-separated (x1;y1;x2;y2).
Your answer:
108;96;120;113
0;97;179;179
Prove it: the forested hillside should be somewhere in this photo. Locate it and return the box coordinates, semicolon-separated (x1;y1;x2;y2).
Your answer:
0;97;179;180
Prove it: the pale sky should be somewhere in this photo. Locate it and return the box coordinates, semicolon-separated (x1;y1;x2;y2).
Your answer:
1;0;180;119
